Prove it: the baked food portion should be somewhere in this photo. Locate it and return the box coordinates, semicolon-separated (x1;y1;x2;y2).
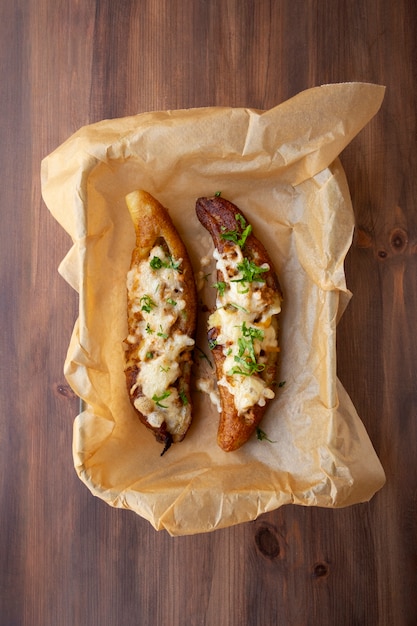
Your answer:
196;195;282;451
124;190;197;455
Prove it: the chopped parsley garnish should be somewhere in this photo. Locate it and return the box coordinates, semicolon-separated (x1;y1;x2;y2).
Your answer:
166;298;177;306
241;321;264;341
235;213;246;229
179;389;188;405
169;257;182;271
228;322;265;377
256;427;276;443
229;355;265;377
214;191;222;197
220;213;252;248
228;302;249;313
150;256;163;269
140;295;156;313
152;391;171;408
231;258;268;285
213;281;226;297
150;255;182;271
157;325;168;339
220;223;252;248
208;339;217;350
145;323;154;334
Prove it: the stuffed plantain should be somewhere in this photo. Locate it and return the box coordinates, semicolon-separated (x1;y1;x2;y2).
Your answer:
196;195;282;452
124;190;197;455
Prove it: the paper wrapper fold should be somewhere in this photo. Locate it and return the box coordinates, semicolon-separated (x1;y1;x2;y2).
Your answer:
41;83;386;536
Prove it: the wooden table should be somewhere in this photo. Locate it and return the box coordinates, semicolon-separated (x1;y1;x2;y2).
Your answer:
2;1;416;624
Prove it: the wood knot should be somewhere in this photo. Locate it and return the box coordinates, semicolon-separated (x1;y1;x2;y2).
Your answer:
389;228;408;254
254;525;280;559
313;562;329;578
55;383;76;399
355;225;410;259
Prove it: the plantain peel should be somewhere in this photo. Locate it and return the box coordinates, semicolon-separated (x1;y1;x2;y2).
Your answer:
124;190;197;455
196;195;282;452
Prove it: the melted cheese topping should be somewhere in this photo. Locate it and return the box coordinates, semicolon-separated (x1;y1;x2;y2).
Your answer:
208;244;281;415
126;245;194;434
196;376;222;413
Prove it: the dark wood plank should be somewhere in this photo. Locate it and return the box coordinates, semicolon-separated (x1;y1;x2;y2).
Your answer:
1;1;417;625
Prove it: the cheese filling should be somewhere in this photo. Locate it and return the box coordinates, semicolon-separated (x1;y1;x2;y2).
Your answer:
126;244;194;433
208;244;281;415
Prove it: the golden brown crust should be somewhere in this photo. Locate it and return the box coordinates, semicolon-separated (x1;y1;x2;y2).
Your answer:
125;190;197;454
196;195;282;452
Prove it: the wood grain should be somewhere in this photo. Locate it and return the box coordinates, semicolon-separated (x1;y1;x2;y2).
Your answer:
1;1;417;624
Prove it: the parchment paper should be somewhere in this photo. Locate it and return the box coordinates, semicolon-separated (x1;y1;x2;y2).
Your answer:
41;83;386;536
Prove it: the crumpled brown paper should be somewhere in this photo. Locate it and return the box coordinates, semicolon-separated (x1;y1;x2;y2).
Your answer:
41;83;386;536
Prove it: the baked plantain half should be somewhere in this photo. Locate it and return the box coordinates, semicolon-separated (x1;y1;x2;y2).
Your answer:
124;190;197;455
196;195;282;452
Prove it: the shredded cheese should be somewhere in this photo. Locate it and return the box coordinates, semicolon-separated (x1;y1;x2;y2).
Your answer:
208;244;281;414
126;244;194;434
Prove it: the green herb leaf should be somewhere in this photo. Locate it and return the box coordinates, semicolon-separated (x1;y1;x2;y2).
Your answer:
150;255;181;271
241;321;264;341
256;427;276;443
157;325;169;339
140;295;156;313
169;256;182;271
227;322;265;377
228;302;249;313
235;213;246;229
214;191;222;197
150;256;164;269
220;223;252;248
231;257;268;285
152;391;171;408
179;389;188;405
166;298;177;306
228;359;265;377
213;281;227;297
